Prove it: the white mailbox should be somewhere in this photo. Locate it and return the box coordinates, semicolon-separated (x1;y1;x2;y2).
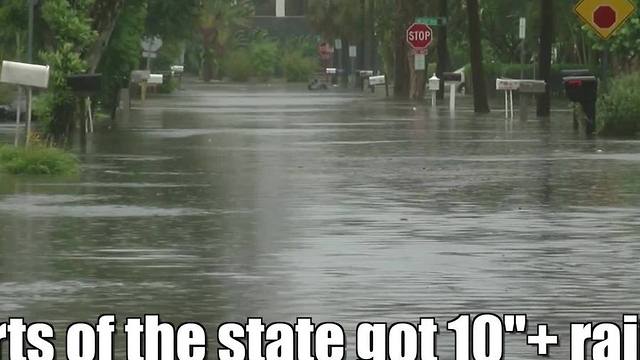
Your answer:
148;74;163;85
326;68;337;75
368;75;386;86
0;61;50;88
429;74;441;91
131;70;150;83
170;65;184;73
496;78;520;91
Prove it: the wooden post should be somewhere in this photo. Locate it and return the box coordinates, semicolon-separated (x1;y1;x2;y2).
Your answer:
25;87;32;147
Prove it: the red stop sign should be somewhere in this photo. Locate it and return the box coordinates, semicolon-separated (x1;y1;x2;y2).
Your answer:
406;23;433;50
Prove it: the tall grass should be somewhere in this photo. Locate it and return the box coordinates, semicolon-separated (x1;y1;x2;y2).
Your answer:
598;72;640;136
0;145;79;176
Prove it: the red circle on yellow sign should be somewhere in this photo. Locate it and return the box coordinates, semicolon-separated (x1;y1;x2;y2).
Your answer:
593;5;617;28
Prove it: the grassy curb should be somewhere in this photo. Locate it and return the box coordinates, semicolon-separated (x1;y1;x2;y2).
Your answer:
0;145;79;176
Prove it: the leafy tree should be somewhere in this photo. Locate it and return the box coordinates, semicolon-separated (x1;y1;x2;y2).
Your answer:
198;0;254;81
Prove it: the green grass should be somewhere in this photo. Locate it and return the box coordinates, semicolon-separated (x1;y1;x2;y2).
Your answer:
0;145;79;176
597;72;640;137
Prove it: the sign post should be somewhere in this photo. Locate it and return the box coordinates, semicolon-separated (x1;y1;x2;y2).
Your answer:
141;37;163;70
519;17;526;79
407;23;434;99
349;45;357;87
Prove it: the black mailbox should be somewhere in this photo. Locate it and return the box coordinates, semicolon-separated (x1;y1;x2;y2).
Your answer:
67;74;102;96
560;69;592;78
563;76;598;134
442;72;462;82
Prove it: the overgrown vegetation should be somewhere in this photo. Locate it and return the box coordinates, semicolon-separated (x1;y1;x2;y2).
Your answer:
0;144;78;175
598;72;640;136
282;52;317;82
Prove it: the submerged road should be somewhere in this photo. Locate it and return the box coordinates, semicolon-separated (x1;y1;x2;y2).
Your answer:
1;82;640;358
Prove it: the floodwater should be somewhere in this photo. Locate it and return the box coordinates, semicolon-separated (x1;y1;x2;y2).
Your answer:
1;82;640;359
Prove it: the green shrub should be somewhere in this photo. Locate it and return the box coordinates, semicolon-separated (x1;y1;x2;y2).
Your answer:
597;72;640;136
225;49;253;82
282;52;317;82
0;145;78;175
249;39;279;81
158;75;177;94
0;83;13;105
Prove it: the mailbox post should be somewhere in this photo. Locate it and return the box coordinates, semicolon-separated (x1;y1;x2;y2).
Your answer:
171;65;184;89
130;70;150;102
563;76;598;134
359;70;374;91
67;74;102;134
0;61;50;147
428;74;440;107
518;80;546;121
442;72;462;112
496;79;520;119
368;75;389;97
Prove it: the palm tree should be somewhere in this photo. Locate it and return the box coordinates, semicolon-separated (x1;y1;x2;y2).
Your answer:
199;0;253;81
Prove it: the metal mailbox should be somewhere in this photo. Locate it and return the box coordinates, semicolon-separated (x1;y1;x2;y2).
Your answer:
170;65;184;73
0;61;50;88
429;74;440;91
564;76;598;103
560;69;592;78
368;75;386;86
442;72;462;83
66;74;102;96
148;74;164;85
131;70;150;83
496;78;520;91
519;80;546;94
564;76;598;134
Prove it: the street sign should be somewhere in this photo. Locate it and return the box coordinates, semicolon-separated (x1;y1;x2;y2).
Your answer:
334;39;343;50
575;0;636;39
416;17;447;26
519;17;527;40
414;54;426;71
141;36;163;52
349;45;357;58
406;23;433;51
142;51;158;59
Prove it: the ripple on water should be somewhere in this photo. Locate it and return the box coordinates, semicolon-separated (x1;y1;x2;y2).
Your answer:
0;195;204;218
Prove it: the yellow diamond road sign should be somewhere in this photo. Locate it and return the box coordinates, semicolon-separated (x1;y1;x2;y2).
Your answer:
575;0;637;39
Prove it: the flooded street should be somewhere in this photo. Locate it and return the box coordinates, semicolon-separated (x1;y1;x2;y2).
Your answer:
1;83;640;359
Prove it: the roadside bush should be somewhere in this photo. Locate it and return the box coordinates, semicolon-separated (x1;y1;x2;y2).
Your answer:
0;144;78;175
249;39;279;81
225;49;253;82
0;83;13;106
597;72;640;136
282;52;317;82
158;76;177;94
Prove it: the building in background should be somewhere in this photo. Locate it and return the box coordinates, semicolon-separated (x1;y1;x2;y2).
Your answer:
253;0;312;39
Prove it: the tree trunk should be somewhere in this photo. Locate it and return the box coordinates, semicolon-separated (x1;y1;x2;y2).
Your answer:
87;0;125;73
393;0;411;98
537;0;554;117
436;0;450;100
466;0;490;113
